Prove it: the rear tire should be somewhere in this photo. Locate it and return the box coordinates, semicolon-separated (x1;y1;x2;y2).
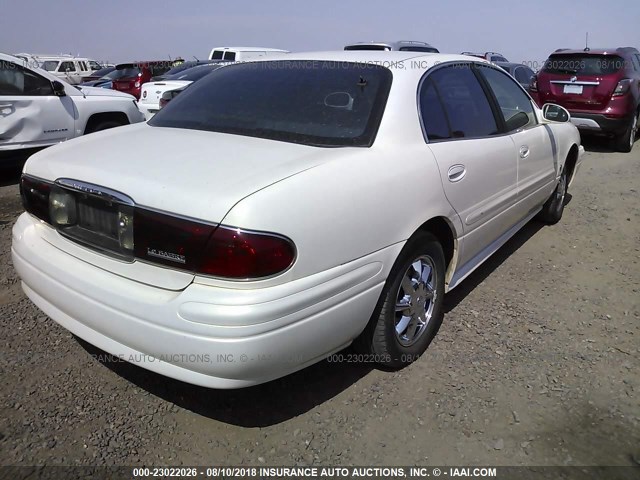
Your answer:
614;112;638;153
355;232;446;369
538;166;567;225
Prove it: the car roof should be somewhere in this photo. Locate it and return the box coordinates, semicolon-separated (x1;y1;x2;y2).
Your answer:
550;47;638;55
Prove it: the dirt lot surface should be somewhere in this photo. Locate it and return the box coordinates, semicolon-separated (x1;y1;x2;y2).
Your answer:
0;140;638;470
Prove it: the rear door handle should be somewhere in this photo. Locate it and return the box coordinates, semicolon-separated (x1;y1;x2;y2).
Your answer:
519;146;530;158
447;164;466;182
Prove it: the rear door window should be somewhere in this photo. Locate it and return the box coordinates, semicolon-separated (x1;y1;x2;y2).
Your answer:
211;50;224;60
419;78;451;140
428;65;499;139
59;61;76;72
223;52;236;61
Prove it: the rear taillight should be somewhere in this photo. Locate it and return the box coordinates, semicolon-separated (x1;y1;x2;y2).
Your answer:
529;75;538;92
21;176;296;280
612;79;631;97
134;209;217;271
199;226;296;279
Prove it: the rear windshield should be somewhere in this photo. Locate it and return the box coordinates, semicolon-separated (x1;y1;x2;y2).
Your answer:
114;65;141;78
149;60;393;147
543;54;625;75
344;45;390;51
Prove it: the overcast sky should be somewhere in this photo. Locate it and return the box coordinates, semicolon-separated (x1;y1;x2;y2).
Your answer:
3;0;638;66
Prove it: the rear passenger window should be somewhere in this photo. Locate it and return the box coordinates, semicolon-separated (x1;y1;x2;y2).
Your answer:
59;61;75;72
224;52;236;61
419;78;451;140
429;65;499;138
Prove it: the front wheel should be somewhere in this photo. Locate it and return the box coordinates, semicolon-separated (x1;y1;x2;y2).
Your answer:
356;232;446;369
538;166;568;225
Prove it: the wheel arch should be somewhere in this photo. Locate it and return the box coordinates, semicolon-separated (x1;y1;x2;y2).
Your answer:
83;112;130;134
412;216;459;289
564;143;580;187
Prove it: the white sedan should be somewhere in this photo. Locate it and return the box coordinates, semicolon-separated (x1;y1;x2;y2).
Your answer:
138;63;226;120
12;51;583;388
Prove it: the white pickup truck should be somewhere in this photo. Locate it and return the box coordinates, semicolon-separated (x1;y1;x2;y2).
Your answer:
1;53;144;166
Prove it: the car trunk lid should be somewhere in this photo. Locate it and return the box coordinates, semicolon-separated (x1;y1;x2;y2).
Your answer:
22;123;329;290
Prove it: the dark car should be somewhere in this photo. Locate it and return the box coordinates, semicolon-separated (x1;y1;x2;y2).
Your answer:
81;66;115;83
461;51;509;62
151;60;219;81
494;62;536;89
111;61;174;99
531;47;640;152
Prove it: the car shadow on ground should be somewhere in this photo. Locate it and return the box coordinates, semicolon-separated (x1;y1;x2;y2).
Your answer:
580;135;617;153
78;218;562;426
77;338;373;427
0;165;22;187
444;219;546;312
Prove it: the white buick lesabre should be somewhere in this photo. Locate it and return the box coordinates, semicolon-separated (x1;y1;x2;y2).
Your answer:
12;51;583;388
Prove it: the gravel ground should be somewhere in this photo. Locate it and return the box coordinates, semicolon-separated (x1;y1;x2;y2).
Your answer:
0;140;638;469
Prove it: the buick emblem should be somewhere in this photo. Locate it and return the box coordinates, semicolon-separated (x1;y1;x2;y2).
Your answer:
570;76;577;83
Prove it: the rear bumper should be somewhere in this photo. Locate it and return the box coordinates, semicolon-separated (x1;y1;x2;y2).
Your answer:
570;113;631;135
12;213;396;388
138;102;160;121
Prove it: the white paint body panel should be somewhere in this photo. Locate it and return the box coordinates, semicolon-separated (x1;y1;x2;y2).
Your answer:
138;80;191;120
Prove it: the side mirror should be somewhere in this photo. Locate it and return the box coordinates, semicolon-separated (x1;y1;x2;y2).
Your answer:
542;103;570;123
52;81;66;97
505;111;530;131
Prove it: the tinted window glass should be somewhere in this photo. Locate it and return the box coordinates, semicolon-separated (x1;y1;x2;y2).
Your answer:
175;65;224;82
88;61;102;70
543;54;625;75
0;62;53;96
479;65;536;131
114;65;141;78
59;61;75;72
429;65;498;138
344;45;389;51
223;52;236;61
419;78;450;140
150;61;393;147
492;56;508;63
514;66;534;85
41;61;59;71
91;67;115;78
211;50;224;60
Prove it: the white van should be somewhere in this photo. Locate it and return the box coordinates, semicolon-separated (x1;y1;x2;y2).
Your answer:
207;47;289;62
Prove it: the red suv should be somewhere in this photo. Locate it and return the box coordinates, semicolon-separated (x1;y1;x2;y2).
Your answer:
531;47;640;152
111;61;174;99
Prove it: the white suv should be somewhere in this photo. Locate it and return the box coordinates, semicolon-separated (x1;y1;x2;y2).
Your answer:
0;53;144;164
38;56;103;85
